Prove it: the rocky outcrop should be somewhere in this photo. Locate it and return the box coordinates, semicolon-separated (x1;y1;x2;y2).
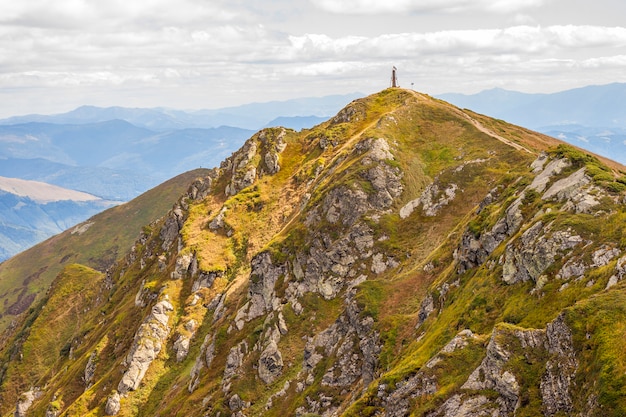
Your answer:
258;340;284;384
557;246;620;282
14;389;41;417
173;335;190;363
188;332;216;393
541;314;578;416
379;330;476;416
356;138;404;210
427;314;578;416
83;350;97;389
222;340;249;392
400;181;458;218
302;288;380;395
159;206;185;251
502;221;583;285
542;167;600;213
259;128;287;175
234;252;285;329
222;128;288;196
104;391;121;416
330;100;366;124
118;299;174;394
461;328;523;414
607;254;626;289
455;155;574;274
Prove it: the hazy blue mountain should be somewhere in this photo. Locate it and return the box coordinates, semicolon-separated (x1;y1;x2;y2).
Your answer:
0;93;363;131
0;121;255;184
0;158;157;201
264;115;330;130
438;83;626;128
437;83;626;164
0;184;117;261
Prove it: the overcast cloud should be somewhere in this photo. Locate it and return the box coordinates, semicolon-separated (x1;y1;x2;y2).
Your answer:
0;0;625;117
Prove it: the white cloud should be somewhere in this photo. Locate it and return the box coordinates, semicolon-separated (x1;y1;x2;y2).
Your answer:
281;25;626;62
309;0;547;14
0;0;625;117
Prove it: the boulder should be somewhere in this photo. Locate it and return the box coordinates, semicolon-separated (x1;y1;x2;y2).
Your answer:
104;391;121;416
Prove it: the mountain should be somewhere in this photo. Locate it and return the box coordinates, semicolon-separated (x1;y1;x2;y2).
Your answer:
0;93;363;131
437;83;626;164
0;177;119;261
2;89;626;416
0;95;359;262
0;121;254;184
0;168;209;330
264;115;330;131
0;158;156;202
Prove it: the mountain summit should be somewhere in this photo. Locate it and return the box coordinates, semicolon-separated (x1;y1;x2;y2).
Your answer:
1;89;626;416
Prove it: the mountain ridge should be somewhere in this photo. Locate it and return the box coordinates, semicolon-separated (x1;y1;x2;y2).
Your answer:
0;176;102;203
437;82;626;165
2;89;626;416
0;93;363;131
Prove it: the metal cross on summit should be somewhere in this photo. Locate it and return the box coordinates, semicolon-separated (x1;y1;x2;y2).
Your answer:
391;66;398;88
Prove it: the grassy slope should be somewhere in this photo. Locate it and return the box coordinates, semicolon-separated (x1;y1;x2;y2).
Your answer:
0;168;210;332
2;89;626;416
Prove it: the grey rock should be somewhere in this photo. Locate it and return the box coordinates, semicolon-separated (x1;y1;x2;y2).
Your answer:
258;340;284;384
591;246;620;267
330;101;365;124
84;350;97;389
380;330;477;416
208;206;228;231
118;300;174;394
15;389;41;417
104;391;121;416
401;181;458;218
502;222;582;285
426;394;497;417
557;259;587;280
171;252;196;279
416;293;435;328
528;157;571;193
542;167;590;201
229;394;244;411
192;270;222;293
187;175;213;201
160;213;181;251
541;167;601;213
541;313;578;416
322;186;369;227
173;335;190;362
277;312;288;335
188;332;216;393
456;156;577;274
235;252;285;326
530;152;549;173
462;328;520;414
362;161;404;210
45;404;60;417
224;340;248;382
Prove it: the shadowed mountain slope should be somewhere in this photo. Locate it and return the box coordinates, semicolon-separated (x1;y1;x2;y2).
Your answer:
1;89;626;416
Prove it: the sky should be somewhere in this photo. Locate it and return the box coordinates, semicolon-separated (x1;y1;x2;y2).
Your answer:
1;0;626;117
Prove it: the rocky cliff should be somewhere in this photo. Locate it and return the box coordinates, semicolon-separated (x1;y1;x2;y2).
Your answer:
1;88;626;416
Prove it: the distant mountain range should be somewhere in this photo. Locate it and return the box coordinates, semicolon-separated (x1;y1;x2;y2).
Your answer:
437;82;626;164
0;176;118;260
0;93;362;131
